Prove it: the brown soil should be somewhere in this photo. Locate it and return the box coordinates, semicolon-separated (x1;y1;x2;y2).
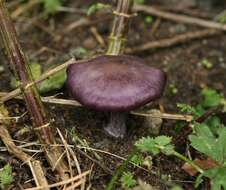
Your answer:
1;0;226;189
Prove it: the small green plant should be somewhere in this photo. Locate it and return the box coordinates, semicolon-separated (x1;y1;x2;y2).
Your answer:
177;103;201;116
0;164;13;189
130;154;144;166
87;3;111;16
11;62;66;94
200;59;213;69
120;172;137;189
135;135;203;172
177;88;226;118
135;88;226;190
190;123;226;189
169;84;178;95
218;14;226;24
201;88;225;108
70;47;88;59
144;16;153;24
41;0;64;14
135;136;175;156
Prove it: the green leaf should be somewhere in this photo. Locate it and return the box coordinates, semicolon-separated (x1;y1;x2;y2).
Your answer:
11;63;66;94
154;136;172;146
130;154;144;166
39;68;66;93
206;116;222;135
42;0;63;14
202;167;226;190
189;123;226;164
218;14;226;24
135;136;174;156
216;128;226;164
135;137;160;155
162;144;175;156
70;47;88;59
144;16;153;24
120;172;137;188
11;63;41;89
194;104;205;116
177;103;200;116
0;164;13;189
195;173;204;188
201;88;224;108
200;59;213;69
87;3;111;16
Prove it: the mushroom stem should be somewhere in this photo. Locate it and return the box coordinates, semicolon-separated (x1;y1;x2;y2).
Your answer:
104;112;127;139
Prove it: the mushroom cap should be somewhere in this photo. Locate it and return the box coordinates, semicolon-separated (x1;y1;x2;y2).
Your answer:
66;55;166;112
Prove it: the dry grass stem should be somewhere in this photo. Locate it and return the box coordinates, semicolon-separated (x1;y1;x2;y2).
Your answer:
11;0;40;19
134;4;226;31
90;26;106;47
25;170;90;190
0;58;76;103
125;29;220;53
131;111;193;122
0;106;49;189
77;146;149;173
57;128;74;187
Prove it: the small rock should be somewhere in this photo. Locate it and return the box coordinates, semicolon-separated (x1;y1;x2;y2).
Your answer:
143;109;163;135
0;65;4;73
82;37;97;50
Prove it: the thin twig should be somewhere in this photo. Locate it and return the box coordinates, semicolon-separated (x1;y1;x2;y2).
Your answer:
57;128;74;188
65;16;111;33
0;111;27;122
125;29;221;53
0;92;194;122
131;111;193;122
173;105;223;145
75;147;114;175
0;58;77;103
90;26;106;47
25;170;90;190
0;106;49;189
134;4;226;31
11;0;40;19
0;92;82;106
77;146;150;173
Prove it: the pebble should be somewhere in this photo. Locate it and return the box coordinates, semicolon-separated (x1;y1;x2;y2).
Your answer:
143;109;163;135
82;37;97;50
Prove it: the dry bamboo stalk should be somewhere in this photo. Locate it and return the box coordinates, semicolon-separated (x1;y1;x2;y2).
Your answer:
0;0;69;180
107;0;134;55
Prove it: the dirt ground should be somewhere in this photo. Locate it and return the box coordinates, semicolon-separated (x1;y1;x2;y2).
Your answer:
1;0;226;189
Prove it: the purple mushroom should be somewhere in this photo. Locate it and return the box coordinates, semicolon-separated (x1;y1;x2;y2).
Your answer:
66;55;166;138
